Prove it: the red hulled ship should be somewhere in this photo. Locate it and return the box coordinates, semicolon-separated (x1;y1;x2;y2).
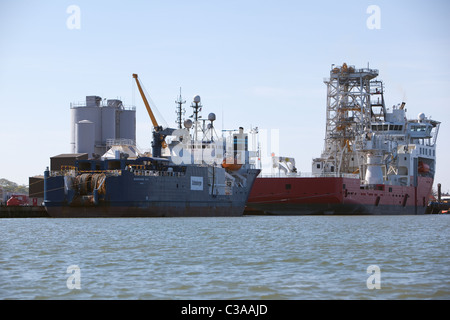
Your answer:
246;63;440;215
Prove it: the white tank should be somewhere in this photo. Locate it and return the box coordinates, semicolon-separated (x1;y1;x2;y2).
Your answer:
70;107;77;153
71;101;101;152
76;120;95;156
70;96;136;155
119;109;136;141
101;106;116;142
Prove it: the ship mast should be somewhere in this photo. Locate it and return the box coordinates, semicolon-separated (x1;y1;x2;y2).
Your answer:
175;88;186;129
191;95;202;142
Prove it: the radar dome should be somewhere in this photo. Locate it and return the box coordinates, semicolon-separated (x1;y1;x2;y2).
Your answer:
208;113;216;121
184;119;193;129
418;113;425;121
193;95;201;103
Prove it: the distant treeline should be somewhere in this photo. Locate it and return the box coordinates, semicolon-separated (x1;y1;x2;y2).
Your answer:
0;178;29;195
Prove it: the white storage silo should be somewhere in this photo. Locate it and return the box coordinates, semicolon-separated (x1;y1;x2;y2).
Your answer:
119;108;136;142
70;96;136;157
76;120;95;156
101;105;116;144
70;96;102;153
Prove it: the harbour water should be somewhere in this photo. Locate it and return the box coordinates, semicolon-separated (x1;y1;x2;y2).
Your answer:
0;215;449;300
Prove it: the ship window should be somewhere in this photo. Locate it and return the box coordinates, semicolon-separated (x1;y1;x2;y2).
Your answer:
317;164;321;169
398;125;402;131
285;184;291;190
389;187;392;192
331;166;334;172
383;125;389;131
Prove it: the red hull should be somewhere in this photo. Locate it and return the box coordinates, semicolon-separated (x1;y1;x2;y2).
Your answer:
246;176;433;215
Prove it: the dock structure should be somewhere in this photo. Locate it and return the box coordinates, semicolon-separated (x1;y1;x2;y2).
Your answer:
0;206;49;218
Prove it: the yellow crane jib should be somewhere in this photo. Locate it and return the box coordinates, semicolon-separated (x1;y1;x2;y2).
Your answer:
132;74;173;157
132;73;160;130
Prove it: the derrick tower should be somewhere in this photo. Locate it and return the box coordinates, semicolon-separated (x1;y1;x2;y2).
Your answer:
321;63;379;175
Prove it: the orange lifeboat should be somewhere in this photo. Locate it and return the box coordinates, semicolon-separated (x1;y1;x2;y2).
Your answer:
418;161;430;173
222;157;242;171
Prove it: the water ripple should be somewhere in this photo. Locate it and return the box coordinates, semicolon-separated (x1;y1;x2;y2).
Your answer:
0;216;449;299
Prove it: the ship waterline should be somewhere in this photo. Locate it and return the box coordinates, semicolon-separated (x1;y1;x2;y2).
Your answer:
44;75;260;218
247;63;440;215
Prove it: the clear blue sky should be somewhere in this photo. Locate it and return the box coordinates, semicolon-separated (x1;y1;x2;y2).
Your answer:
1;0;449;191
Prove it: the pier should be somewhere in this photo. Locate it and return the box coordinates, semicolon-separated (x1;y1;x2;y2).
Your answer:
0;206;49;218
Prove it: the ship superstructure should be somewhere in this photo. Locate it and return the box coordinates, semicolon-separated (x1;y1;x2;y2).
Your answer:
247;63;440;215
44;75;260;217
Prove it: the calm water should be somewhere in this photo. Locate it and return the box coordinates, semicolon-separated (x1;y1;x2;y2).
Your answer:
0;215;449;300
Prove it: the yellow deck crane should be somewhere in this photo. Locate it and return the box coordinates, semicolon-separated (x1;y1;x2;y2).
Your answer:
132;74;174;157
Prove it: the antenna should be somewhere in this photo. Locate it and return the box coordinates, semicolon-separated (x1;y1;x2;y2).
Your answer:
175;87;186;129
191;95;202;141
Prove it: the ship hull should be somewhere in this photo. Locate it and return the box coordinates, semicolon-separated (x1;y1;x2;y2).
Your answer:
45;202;244;218
245;176;433;215
44;163;260;218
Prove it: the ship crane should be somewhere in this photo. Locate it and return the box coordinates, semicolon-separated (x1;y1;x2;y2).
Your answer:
132;73;174;157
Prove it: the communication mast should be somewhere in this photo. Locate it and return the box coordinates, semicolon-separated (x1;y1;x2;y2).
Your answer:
175;88;186;129
191;95;202;142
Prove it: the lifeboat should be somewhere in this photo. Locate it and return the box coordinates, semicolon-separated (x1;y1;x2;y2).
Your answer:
418;161;430;173
222;157;242;171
